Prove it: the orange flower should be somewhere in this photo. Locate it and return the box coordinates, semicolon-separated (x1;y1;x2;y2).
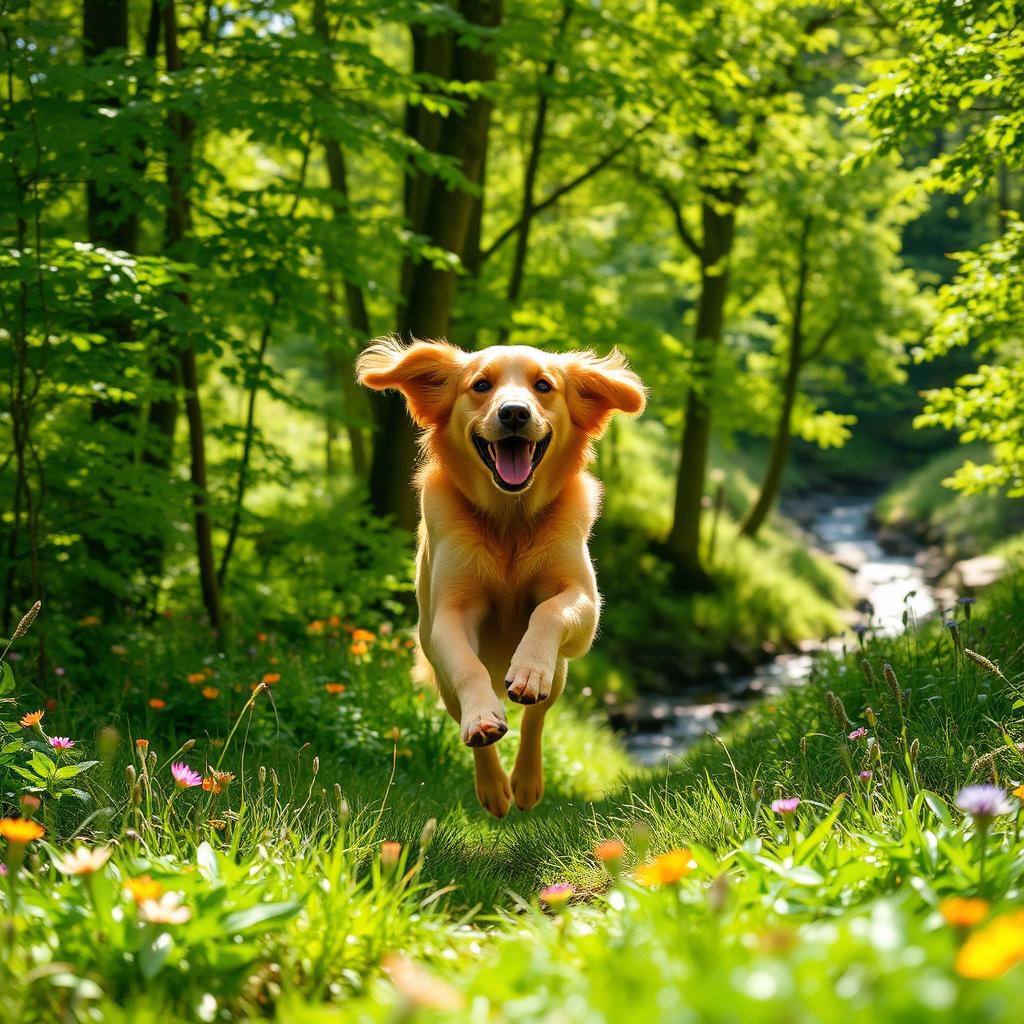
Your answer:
350;641;369;657
1013;783;1024;801
135;738;149;751
187;672;205;684
956;911;1024;978
262;672;281;685
636;849;694;887
309;620;325;633
595;839;626;864
328;615;341;627
124;875;162;904
351;628;375;644
381;841;402;871
383;954;464;1012
208;819;227;830
256;631;268;643
19;709;44;728
149;698;167;710
201;686;219;700
324;683;346;695
0;818;45;844
940;897;990;927
79;615;100;626
202;777;221;794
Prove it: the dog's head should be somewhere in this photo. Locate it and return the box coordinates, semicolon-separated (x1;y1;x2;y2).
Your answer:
357;337;646;501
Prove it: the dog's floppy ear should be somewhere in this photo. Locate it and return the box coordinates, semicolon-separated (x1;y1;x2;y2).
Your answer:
563;348;647;435
356;336;465;426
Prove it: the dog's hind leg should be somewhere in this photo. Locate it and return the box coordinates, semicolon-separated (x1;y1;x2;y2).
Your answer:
474;744;512;819
510;658;566;811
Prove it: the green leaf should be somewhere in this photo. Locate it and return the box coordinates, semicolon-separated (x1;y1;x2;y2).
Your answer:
0;661;14;696
220;900;302;935
139;931;174;980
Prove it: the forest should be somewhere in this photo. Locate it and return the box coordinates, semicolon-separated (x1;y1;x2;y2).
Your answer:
1;1;1024;1021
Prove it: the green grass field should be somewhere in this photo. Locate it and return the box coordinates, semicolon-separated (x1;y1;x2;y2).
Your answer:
2;567;1024;1022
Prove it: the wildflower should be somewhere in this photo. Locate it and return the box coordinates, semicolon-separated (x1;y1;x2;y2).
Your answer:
771;797;801;815
825;691;850;731
201;686;219;700
19;709;44;729
882;662;902;705
595;839;626;864
110;644;128;656
859;771;873;782
136;738;149;753
124;875;162;904
381;841;402;869
963;648;1007;681
328;615;341;628
848;727;868;741
187;672;205;684
79;615;100;627
202;777;221;794
0;818;45;844
1013;784;1024;802
350;641;369;657
955;785;1014;822
958;596;977;621
262;672;281;685
308;620;325;633
352;628;375;643
636;849;693;886
53;846;112;876
940;897;990;927
49;736;75;751
138;891;191;925
324;683;346;694
12;600;41;639
149;698;167;709
256;631;268;642
383;954;465;1012
865;706;878;728
208;819;227;830
53;666;66;677
171;762;203;789
214;771;235;785
955;911;1024;978
540;882;575;907
20;795;40;816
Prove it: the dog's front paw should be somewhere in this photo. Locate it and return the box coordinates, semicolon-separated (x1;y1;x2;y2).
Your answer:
460;704;509;747
505;660;555;705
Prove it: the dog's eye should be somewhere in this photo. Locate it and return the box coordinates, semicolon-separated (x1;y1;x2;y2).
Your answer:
534;379;553;394
471;379;492;393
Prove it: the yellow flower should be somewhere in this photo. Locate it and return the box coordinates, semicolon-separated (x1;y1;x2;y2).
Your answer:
940;897;990;927
19;709;44;728
0;818;45;844
956;911;1024;978
53;846;112;876
636;849;694;886
1013;783;1024;801
187;672;206;684
124;875;162;904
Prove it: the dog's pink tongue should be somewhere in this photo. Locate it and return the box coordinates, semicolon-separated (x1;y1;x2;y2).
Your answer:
495;438;532;486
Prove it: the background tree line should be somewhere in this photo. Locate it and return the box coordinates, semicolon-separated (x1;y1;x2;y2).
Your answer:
1;0;1020;680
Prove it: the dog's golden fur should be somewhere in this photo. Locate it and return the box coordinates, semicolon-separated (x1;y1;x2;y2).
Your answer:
357;338;645;817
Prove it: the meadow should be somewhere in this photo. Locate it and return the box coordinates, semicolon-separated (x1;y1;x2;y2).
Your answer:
2;564;1023;1021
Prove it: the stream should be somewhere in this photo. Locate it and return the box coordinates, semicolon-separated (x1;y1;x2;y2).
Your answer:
616;496;939;766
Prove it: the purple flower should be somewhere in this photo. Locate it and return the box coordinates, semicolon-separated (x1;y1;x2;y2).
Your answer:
859;771;873;782
955;785;1013;821
852;623;868;635
171;761;202;789
49;736;75;750
958;597;977;606
848;728;868;741
771;797;801;815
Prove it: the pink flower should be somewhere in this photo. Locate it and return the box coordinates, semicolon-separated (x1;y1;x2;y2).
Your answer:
859;770;873;781
171;762;202;789
49;736;75;750
771;797;801;815
848;727;868;741
540;883;574;907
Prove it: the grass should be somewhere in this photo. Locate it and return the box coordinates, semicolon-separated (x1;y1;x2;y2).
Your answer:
3;567;1024;1021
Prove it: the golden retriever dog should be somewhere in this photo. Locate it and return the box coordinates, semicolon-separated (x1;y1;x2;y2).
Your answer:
357;338;645;817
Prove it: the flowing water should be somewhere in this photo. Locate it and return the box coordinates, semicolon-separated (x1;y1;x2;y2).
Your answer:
618;496;937;766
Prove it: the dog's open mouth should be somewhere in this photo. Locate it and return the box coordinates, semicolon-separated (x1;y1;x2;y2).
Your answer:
473;433;552;491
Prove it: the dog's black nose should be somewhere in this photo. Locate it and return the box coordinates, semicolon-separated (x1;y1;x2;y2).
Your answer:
498;402;531;429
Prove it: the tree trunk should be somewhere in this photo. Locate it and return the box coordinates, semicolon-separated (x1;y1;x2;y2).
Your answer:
665;199;736;588
497;1;572;344
367;0;503;528
740;220;812;540
164;0;224;634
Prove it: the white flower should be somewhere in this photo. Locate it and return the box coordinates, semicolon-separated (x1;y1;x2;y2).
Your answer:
53;846;112;876
138;891;192;925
